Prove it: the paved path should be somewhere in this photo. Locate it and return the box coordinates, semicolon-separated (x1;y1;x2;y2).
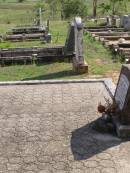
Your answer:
0;82;129;173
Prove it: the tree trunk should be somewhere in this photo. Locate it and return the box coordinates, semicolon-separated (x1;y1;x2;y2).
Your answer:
61;0;64;20
93;0;97;18
112;2;116;15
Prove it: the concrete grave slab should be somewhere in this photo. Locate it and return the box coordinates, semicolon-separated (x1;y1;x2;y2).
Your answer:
0;79;129;172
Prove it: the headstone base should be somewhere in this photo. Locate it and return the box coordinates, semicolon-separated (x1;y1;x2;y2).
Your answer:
93;115;115;134
112;116;130;138
73;62;88;74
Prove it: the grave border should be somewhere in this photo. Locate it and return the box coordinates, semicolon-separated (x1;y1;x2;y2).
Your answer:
0;78;115;97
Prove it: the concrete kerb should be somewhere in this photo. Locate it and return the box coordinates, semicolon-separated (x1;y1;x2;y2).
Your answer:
0;78;116;98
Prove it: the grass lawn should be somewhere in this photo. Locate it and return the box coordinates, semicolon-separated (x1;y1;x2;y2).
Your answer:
0;20;68;48
0;1;122;82
0;33;122;82
84;34;122;80
0;63;80;81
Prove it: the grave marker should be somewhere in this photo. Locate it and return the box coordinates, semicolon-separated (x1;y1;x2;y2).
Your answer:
65;17;88;74
121;15;130;31
113;64;130;137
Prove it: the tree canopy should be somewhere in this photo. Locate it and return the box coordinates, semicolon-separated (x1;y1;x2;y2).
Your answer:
18;0;130;18
99;0;130;15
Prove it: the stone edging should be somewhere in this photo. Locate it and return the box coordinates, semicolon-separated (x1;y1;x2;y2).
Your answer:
0;78;116;97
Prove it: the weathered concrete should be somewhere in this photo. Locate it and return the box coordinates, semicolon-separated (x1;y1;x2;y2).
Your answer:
85;28;124;32
0;47;65;65
4;33;45;41
99;36;130;41
65;17;88;74
10;26;46;34
0;80;129;172
89;32;130;36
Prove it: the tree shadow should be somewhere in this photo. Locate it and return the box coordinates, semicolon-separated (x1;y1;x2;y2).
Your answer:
23;70;79;80
71;118;128;161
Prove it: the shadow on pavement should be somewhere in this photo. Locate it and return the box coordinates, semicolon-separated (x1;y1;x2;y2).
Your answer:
71;118;128;161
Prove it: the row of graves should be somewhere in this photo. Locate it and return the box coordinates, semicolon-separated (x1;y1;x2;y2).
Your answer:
0;22;51;43
0;8;51;43
85;15;130;63
0;17;88;73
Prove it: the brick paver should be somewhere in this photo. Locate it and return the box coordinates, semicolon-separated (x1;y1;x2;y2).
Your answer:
0;82;129;173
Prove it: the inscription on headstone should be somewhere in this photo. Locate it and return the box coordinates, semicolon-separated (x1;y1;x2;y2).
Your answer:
113;64;130;137
115;74;129;110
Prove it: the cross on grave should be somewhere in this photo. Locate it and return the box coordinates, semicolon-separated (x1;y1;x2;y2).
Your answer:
113;64;130;138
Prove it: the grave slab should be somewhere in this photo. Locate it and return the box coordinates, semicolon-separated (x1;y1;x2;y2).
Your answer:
0;79;129;172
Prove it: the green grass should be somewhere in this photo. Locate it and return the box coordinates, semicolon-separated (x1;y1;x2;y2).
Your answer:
0;1;123;81
0;20;68;48
84;33;122;76
0;63;87;81
0;33;122;81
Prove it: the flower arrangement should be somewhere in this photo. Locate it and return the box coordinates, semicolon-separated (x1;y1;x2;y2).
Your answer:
97;97;118;115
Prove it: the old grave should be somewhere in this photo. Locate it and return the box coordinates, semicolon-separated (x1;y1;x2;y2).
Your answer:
0;17;88;74
85;24;130;63
121;15;130;31
93;65;130;138
113;64;130;137
65;17;88;73
3;7;51;42
4;25;51;42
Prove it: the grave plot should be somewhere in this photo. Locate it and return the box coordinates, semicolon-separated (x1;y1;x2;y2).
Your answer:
85;25;130;63
9;25;46;35
0;18;88;74
0;80;129;172
2;25;51;42
0;46;64;65
4;33;47;42
1;7;51;43
84;26;124;32
95;64;130;138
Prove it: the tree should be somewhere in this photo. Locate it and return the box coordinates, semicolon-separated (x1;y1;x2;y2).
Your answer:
60;0;65;20
46;0;87;19
99;0;130;15
45;0;65;20
63;0;88;19
45;0;60;19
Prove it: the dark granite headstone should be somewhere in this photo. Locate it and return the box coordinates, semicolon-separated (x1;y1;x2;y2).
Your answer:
113;64;130;137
